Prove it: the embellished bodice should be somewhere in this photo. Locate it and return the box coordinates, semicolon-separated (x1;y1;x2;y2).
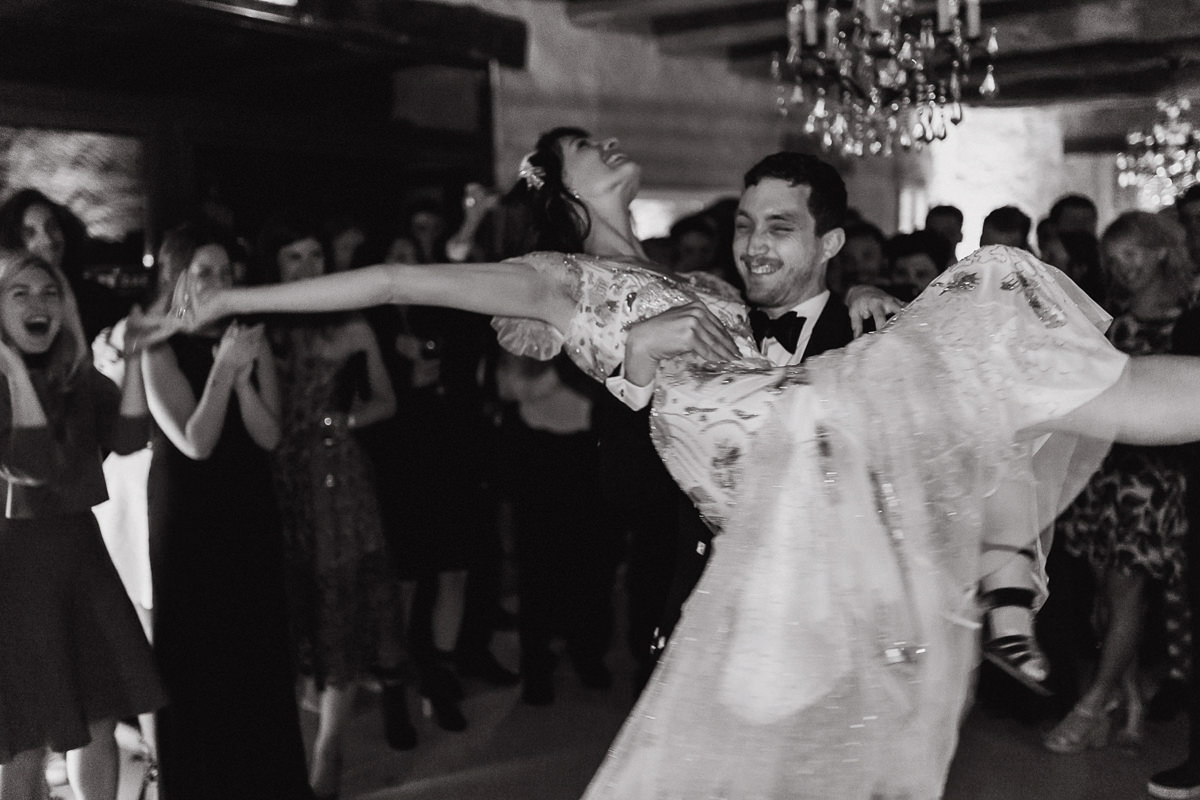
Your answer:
493;253;784;530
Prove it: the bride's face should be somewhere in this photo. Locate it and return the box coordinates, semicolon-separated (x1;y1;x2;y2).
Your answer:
559;135;641;202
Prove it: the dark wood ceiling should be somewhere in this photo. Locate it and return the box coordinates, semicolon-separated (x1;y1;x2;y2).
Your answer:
0;0;525;104
557;0;1200;150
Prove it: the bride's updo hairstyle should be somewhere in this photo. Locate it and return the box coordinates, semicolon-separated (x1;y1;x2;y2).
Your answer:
501;126;593;256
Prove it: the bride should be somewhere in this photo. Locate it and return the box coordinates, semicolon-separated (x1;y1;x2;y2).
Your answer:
172;133;1200;798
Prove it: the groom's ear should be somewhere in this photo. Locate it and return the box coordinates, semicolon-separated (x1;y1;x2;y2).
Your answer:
820;227;845;262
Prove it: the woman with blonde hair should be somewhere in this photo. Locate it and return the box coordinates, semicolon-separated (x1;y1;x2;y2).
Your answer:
0;250;163;800
1048;210;1196;755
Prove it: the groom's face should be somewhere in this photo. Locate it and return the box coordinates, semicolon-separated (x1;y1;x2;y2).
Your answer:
734;178;842;316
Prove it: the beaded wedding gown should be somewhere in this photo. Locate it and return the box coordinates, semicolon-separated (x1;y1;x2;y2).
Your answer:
494;245;1127;799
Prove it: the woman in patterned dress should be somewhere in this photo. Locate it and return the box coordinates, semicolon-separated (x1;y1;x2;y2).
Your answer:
256;212;406;799
1048;210;1196;754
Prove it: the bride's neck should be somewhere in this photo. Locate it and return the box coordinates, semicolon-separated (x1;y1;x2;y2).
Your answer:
583;197;645;260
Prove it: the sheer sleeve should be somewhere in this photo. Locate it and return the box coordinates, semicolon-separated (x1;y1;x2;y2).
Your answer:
491;252;696;381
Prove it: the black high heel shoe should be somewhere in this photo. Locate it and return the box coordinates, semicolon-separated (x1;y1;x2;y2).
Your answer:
380;681;418;750
419;661;467;732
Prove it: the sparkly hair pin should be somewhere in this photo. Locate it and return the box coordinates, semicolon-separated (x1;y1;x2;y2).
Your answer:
517;151;545;191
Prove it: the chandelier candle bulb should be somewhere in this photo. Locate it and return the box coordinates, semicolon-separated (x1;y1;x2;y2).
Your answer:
825;8;840;50
787;2;803;63
937;0;952;32
803;0;819;46
965;0;981;39
864;0;883;32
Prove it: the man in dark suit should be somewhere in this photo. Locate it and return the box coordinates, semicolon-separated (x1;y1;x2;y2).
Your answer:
609;151;898;667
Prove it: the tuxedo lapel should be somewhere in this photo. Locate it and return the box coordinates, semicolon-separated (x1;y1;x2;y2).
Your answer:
800;292;854;362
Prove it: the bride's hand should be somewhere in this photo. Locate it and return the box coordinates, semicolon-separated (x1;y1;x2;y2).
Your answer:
174;282;228;333
624;302;740;386
122;304;180;354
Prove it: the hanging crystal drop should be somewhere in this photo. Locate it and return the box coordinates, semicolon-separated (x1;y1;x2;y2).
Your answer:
985;26;999;57
813;89;828;118
979;64;997;97
931;104;948;139
949;100;964;124
948;62;962;101
787;1;804;65
790;83;806;107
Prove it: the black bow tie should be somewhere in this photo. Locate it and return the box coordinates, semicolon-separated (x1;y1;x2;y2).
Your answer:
749;309;806;354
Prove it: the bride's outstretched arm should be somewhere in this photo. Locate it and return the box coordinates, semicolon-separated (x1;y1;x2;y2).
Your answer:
192;261;575;334
1037;355;1200;445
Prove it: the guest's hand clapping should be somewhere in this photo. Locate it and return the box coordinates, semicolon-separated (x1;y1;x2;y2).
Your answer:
624;302;741;387
213;322;264;379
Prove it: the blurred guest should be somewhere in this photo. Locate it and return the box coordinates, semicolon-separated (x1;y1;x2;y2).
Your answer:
1049;193;1099;237
257;213;408;797
386;197;447;265
1037;218;1069;268
143;221;310;800
834;220;889;292
1048;211;1194;756
1039;219;1107;306
980;205;1033;250
1149;303;1200;798
496;353;617;704
886;229;954;300
668;213;720;275
925;204;964;262
0;188;126;341
369;190;513;734
699;197;742;287
1176;185;1200;276
321;214;371;273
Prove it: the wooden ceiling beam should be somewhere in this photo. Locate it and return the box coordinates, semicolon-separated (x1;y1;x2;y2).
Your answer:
658;19;782;55
565;0;780;29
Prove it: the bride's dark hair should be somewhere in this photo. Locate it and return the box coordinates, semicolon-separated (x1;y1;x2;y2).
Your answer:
501;126;592;256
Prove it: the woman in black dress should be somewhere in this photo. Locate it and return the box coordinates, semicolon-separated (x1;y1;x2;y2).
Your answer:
143;221;311;800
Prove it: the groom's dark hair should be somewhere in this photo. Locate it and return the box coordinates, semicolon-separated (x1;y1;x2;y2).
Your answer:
743;152;847;236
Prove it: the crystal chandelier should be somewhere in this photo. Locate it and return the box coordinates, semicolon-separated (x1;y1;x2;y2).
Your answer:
1116;98;1200;210
773;0;999;158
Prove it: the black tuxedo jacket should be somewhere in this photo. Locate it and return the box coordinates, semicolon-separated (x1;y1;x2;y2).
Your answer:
799;291;858;361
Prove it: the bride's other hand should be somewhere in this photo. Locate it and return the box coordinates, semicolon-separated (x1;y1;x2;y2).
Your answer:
624;302;740;386
845;284;904;337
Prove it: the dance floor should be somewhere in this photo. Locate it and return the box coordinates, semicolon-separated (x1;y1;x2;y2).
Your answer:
75;602;1187;800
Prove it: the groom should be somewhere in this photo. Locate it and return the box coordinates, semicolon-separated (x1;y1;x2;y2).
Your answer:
610;151;898;659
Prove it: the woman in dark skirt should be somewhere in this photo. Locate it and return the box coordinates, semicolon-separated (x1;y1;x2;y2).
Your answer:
0;250;164;800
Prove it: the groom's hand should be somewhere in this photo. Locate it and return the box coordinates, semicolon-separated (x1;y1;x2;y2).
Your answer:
845;284;904;337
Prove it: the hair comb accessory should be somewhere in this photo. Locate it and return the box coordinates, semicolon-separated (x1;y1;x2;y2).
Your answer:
517;151;545;191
